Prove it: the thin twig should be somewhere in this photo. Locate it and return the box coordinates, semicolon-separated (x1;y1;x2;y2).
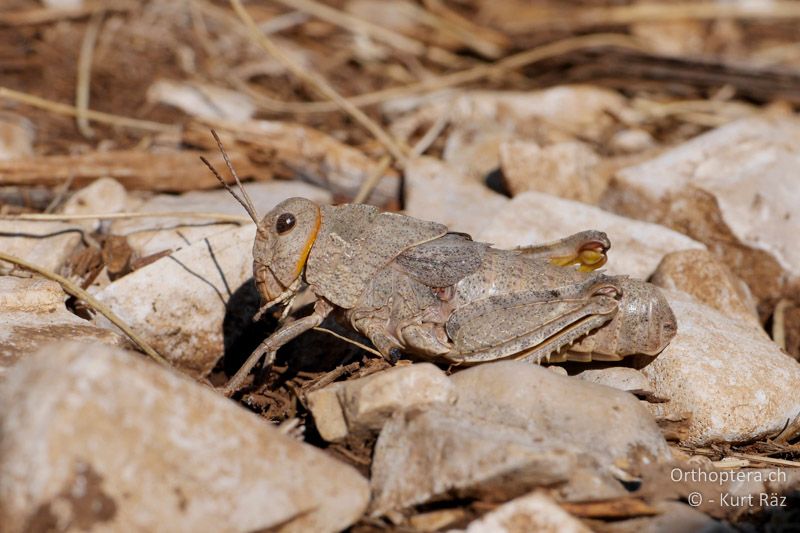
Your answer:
76;10;104;138
228;0;409;164
407;0;503;58
634;97;759;127
0;86;178;134
242;33;647;114
270;0;466;67
0;211;252;223
312;326;383;358
535;2;800;28
303;361;361;394
44;175;76;214
330;443;372;465
353;155;393;205
410;109;450;157
420;0;509;58
729;453;800;468
0;250;168;366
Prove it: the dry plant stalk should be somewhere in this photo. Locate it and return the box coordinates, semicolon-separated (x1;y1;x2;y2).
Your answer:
269;0;467;66
352;155;392;205
227;0;409;164
241;33;647;114
0;149;258;192
311;327;382;358
535;1;800;29
0;212;252;223
421;0;510;57
0;86;178;133
0;250;168;366
75;10;104;137
185;120;400;205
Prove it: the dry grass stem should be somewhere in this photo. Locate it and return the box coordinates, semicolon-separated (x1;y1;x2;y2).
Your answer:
0;149;256;192
0;86;178;134
228;0;410;164
242;33;647;114
421;0;509;57
271;0;466;67
405;0;503;58
44;175;76;214
76;10;104;138
562;2;800;27
729;453;800;468
353;155;393;205
634;98;760;127
0;212;253;223
411;110;450;157
312;326;383;358
0;250;169;366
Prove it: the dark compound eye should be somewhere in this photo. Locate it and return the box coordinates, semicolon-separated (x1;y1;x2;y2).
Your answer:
275;213;296;234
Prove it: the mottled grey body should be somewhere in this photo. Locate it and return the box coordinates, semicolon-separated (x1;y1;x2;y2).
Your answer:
228;196;676;395
345;233;676;364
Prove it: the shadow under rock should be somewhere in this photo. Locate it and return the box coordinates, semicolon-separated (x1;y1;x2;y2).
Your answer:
221;278;372;377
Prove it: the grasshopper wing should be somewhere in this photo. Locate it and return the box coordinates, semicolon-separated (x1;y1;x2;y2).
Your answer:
305;204;447;308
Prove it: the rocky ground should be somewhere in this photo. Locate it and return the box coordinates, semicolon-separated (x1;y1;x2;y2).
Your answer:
2;1;800;532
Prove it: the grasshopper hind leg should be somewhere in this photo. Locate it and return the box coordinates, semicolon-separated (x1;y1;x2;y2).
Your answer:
444;289;621;365
517;230;611;272
350;315;404;363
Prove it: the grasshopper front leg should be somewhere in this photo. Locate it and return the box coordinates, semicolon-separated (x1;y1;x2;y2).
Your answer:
222;299;333;397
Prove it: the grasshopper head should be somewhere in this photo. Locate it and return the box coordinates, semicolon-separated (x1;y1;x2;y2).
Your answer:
253;197;322;306
199;132;322;309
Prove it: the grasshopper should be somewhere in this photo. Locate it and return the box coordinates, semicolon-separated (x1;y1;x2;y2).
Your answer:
202;134;676;396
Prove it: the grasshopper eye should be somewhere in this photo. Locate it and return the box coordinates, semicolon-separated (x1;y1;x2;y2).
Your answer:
276;213;296;234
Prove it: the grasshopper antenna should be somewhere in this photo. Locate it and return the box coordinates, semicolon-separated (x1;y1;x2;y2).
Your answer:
200;129;260;226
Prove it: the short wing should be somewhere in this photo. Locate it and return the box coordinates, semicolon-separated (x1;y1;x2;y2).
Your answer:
394;233;489;288
305;205;447;308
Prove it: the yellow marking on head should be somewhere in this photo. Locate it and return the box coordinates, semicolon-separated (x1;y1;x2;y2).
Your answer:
294;205;321;277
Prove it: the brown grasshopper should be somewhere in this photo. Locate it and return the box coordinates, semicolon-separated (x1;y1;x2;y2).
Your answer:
202;134;676;396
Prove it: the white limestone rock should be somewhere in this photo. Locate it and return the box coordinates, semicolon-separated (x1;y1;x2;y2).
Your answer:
651;249;760;326
0;277;126;378
450;362;672;472
147;79;257;122
478;190;704;279
642;291;800;445
0;342;369;533
94;224;256;377
307;363;457;442
0;220;82;274
404;157;508;238
500;140;606;203
604;116;800;306
370;406;583;516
